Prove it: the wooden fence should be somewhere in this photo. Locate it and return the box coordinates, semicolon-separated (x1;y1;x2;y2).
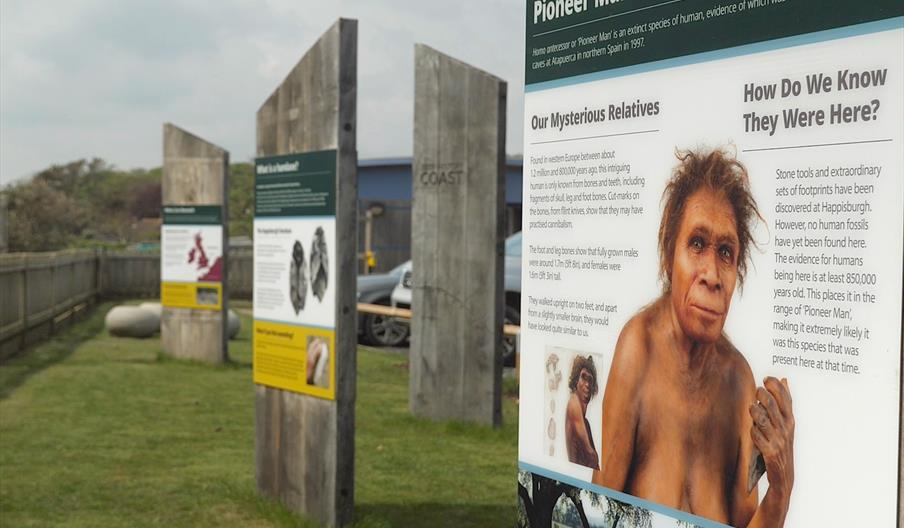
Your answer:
0;249;255;358
0;250;100;358
1;250;521;360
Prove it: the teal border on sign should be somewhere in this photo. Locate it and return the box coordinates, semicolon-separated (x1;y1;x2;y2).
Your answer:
519;461;732;528
252;317;335;331
254;149;337;217
162;204;223;225
254;216;337;221
526;17;903;93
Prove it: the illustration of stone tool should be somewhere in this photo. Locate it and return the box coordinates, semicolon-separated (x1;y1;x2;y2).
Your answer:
310;226;329;302
290;240;307;314
747;446;766;494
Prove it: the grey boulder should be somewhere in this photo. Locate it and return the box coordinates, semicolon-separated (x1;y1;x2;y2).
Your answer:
105;306;159;338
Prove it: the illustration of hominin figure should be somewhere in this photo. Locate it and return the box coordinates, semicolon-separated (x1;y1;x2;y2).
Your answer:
289;240;307;314
592;148;795;527
545;353;562;457
310;226;329;302
565;355;599;469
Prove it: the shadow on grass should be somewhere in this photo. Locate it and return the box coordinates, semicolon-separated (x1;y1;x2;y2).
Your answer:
0;301;112;400
218;479;514;528
151;351;253;370
355;502;514;528
220;481;319;528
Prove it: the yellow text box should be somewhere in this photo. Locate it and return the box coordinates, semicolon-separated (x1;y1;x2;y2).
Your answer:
161;282;222;310
253;320;335;400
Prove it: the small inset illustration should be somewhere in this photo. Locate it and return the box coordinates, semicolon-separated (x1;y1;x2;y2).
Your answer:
305;336;330;388
289;240;307;314
195;286;219;306
544;347;603;470
545;353;563;457
310;226;329;302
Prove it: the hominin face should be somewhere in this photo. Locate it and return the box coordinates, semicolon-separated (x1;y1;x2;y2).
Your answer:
668;188;740;344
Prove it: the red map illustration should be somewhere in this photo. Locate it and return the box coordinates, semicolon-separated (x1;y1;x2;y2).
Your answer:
187;232;222;282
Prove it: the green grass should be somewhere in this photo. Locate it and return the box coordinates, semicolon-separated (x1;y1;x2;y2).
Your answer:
0;302;519;527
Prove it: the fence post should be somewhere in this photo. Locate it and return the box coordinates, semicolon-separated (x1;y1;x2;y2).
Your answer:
19;255;27;350
49;254;57;334
21;255;29;346
95;249;105;298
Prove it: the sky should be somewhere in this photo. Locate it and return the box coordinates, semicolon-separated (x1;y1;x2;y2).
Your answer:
0;0;526;184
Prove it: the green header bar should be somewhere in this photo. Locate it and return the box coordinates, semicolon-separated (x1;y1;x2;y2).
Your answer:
162;205;222;225
254;150;337;217
525;0;903;85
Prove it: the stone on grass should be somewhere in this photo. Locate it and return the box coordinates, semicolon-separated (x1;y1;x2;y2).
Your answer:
228;309;241;340
105;306;159;338
139;302;162;318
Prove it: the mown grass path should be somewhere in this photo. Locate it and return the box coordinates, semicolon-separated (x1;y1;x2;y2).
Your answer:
0;302;518;527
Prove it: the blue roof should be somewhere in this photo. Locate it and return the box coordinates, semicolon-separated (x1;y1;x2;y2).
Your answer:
358;157;523;204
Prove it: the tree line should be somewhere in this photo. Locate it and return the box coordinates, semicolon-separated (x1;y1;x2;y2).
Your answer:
2;159;253;252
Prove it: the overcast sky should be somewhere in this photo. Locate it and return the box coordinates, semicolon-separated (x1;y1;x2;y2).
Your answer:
0;0;525;184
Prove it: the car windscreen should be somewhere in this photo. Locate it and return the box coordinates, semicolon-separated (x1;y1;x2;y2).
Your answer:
504;232;522;257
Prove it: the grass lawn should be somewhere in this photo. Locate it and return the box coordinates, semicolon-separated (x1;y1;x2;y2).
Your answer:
0;301;519;527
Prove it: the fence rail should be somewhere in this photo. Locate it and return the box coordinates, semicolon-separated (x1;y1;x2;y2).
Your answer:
1;250;520;358
0;250;99;357
0;249;255;358
356;302;519;337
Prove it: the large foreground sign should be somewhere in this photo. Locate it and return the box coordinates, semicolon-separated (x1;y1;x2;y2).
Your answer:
518;2;902;527
253;150;337;400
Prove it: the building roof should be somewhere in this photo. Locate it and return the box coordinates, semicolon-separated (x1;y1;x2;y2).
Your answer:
358;156;523;204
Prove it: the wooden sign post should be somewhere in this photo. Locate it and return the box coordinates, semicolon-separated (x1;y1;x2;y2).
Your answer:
252;19;357;527
160;123;229;363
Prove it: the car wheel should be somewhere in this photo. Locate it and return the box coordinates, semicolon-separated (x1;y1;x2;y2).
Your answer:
363;312;409;347
502;304;520;367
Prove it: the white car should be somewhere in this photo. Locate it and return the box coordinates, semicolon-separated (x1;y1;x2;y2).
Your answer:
389;261;413;310
356;261;411;346
390;232;522;364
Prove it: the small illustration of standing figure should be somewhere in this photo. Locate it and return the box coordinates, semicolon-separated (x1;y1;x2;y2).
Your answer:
289;240;307;314
310;226;329;302
565;355;599;469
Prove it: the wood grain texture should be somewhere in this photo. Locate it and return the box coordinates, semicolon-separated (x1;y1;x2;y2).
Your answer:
410;44;506;427
161;123;229;363
254;18;357;527
0;250;98;358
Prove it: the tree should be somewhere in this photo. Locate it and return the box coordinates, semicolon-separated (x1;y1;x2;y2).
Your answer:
229;162;254;237
562;487;591;527
4;157;256;252
518;472;592;528
603;496;652;528
5;179;90;251
34;158;110;196
130;181;162;219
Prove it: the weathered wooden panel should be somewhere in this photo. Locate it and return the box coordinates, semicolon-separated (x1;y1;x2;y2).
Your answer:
102;253;161;297
0;193;8;254
410;44;506;427
254;18;357;527
227;249;253;299
160;124;229;364
0;250;99;357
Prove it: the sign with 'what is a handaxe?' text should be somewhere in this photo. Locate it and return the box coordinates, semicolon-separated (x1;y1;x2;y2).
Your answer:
252;150;338;400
